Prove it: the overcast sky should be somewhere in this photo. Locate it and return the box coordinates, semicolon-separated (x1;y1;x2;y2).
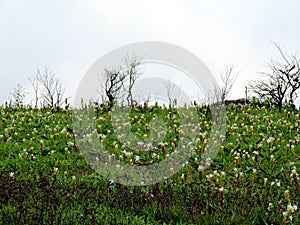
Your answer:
1;0;300;106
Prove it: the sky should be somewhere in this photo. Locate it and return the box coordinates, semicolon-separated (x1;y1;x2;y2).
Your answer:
1;0;300;106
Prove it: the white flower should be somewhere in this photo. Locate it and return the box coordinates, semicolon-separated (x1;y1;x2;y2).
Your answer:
9;172;15;178
135;155;140;162
267;203;273;211
205;157;211;166
267;137;275;143
276;181;281;187
287;204;295;213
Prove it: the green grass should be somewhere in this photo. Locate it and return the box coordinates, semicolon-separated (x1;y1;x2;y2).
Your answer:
0;102;300;224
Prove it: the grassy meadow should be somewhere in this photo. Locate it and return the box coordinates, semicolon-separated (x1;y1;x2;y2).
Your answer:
0;101;300;224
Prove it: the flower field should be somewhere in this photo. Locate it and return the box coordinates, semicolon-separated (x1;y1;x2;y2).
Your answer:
1;101;300;224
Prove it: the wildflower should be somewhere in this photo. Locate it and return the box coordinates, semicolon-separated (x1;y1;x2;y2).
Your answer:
283;204;297;222
267;137;275;144
237;134;242;142
205;157;211;166
270;154;275;163
267;203;273;211
290;167;299;182
170;167;174;174
67;142;74;147
53;167;58;175
239;172;243;179
152;153;157;159
253;151;259;162
264;178;268;188
219;135;225;142
219;187;225;199
9;172;15;179
206;174;213;182
260;133;264;140
234;168;238;178
213;170;220;176
72;175;76;182
258;144;262;150
220;171;226;179
284;190;289;201
276;180;281;187
143;134;148;140
137;141;144;151
40;140;44;149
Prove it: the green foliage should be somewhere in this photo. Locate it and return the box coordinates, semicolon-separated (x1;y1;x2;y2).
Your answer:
0;103;300;224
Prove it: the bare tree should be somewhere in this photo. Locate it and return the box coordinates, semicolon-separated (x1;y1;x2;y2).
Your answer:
102;56;142;107
37;67;65;108
123;56;143;107
249;42;300;109
104;67;126;104
29;70;39;107
275;43;300;103
165;79;180;107
10;84;27;107
220;65;238;103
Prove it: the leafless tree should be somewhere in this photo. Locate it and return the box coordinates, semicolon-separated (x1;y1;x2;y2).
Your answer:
202;65;238;106
220;65;238;103
29;70;39;107
165;79;180;107
37;67;65;108
104;67;126;104
249;42;300;109
102;56;142;106
123;56;143;107
10;84;28;107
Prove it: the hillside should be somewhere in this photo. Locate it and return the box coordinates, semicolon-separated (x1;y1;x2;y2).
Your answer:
0;103;300;224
